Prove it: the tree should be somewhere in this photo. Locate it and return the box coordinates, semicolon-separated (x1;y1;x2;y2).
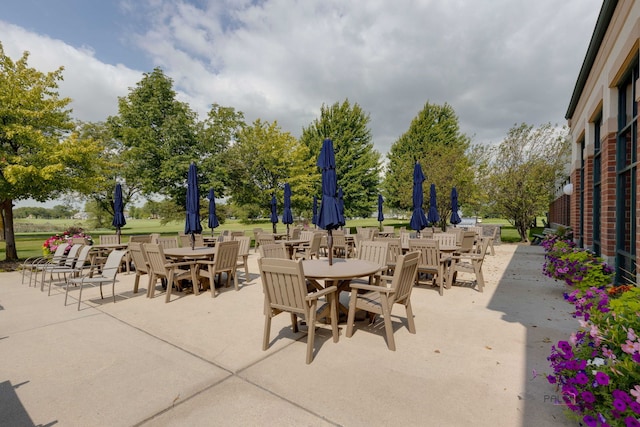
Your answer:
488;123;570;241
300;99;381;218
108;68;200;206
0;43;108;260
383;102;474;229
226;119;316;220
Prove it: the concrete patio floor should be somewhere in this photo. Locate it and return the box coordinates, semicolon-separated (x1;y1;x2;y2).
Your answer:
0;243;579;426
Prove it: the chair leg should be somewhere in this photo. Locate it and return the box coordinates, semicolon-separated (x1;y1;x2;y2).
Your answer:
380;295;395;351
475;262;485;292
346;289;358;338
77;280;84;311
290;313;298;333
165;271;175;303
262;313;272;351
133;273;140;294
306;300;317;364
330;292;339;343
405;300;416;334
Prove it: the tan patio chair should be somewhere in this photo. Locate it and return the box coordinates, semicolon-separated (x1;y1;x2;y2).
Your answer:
332;230;353;258
178;233;204;248
409;239;447;295
157;236;179;249
99;234;120;245
448;237;491;292
432;232;457;248
346;251;420;351
128;242;149;294
257;233;276;249
458;231;477;254
252;228;264;252
376;237;402;274
128;235;152;244
197;240;240;297
487;226;499;256
259;242;288;259
143;243;197;302
258;257;339;364
65;249;127;311
382;225;395;236
293;232;322;260
235;236;251;284
351;240;388;286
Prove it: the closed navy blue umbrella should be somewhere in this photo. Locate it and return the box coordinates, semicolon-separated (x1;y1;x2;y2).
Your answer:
450;187;461;226
377;194;384;228
427;183;440;227
283;183;293;237
409;162;428;233
316;138;344;265
338;187;345;228
208;188;219;236
312;195;318;228
112;183;126;244
270;194;278;233
185;162;202;249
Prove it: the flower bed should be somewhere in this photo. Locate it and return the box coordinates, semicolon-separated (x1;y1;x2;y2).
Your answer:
42;226;93;256
542;235;640;426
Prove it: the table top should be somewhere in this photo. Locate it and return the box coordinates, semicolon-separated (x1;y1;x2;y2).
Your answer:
281;239;310;246
302;259;380;280
163;246;216;259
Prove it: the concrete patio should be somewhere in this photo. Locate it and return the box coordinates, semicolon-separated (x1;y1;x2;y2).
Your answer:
1;243;578;426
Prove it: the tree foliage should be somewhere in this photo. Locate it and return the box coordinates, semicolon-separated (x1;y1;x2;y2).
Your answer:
384;102;474;229
487;123;570;241
227;119;316;220
0;43;108;260
300;99;381;218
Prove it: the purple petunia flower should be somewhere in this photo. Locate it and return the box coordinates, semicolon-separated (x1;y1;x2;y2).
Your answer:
595;371;610;386
624;416;640;427
582;390;596;404
583;415;597;426
614;398;628;412
575;373;589;385
630;401;640;415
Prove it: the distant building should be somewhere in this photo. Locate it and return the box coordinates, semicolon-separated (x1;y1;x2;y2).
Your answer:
563;0;638;284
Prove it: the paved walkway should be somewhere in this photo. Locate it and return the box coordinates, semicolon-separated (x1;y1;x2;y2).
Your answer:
1;243;578;426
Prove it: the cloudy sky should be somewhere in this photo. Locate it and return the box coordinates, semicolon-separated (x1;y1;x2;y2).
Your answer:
3;0;602;207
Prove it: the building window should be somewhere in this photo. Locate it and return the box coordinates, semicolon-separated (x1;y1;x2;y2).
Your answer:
616;57;638;284
593;115;601;256
579;137;585;248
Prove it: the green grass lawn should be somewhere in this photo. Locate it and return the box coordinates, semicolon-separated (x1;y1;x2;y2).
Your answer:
2;217;525;262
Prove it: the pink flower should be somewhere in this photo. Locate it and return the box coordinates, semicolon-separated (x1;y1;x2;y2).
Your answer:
628;328;637;341
631;385;640;404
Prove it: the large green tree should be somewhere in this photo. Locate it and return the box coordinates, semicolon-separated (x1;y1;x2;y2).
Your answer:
487;123;570;241
300;100;381;218
384;102;474;229
0;43;107;260
226;119;316;220
108;68;201;207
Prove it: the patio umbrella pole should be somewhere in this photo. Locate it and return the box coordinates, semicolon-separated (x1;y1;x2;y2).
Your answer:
191;232;195;250
328;229;333;266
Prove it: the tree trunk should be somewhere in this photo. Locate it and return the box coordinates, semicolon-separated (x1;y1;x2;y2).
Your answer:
1;199;18;261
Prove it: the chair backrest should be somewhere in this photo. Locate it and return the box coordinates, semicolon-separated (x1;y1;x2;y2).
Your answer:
235;236;251;256
258;257;308;316
432;233;457;247
142;243;169;278
63;244;84;268
100;235;120;245
459;231;476;253
383;225;395;235
332;230;347;246
214;240;240;271
50;243;69;265
231;230;245;237
71;237;89;245
223;235;234;242
179;233;204;247
74;245;93;270
291;228;301;240
309;232;323;253
400;232;410;249
257;233;276;247
476;237;491;262
128;234;152;244
389;251;420;305
357;240;389;270
128;242;149;274
149;233;161;243
299;230;314;242
377;237;402;264
420;228;434;238
157;237;179;249
100;250;127;280
408;239;441;269
259;242;288;259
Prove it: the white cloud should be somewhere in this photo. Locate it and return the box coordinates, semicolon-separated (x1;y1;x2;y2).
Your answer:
1;0;601;157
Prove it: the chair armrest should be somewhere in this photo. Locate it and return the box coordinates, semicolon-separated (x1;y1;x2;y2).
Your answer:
305;285;338;301
450;253;482;261
165;261;197;268
349;282;393;293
